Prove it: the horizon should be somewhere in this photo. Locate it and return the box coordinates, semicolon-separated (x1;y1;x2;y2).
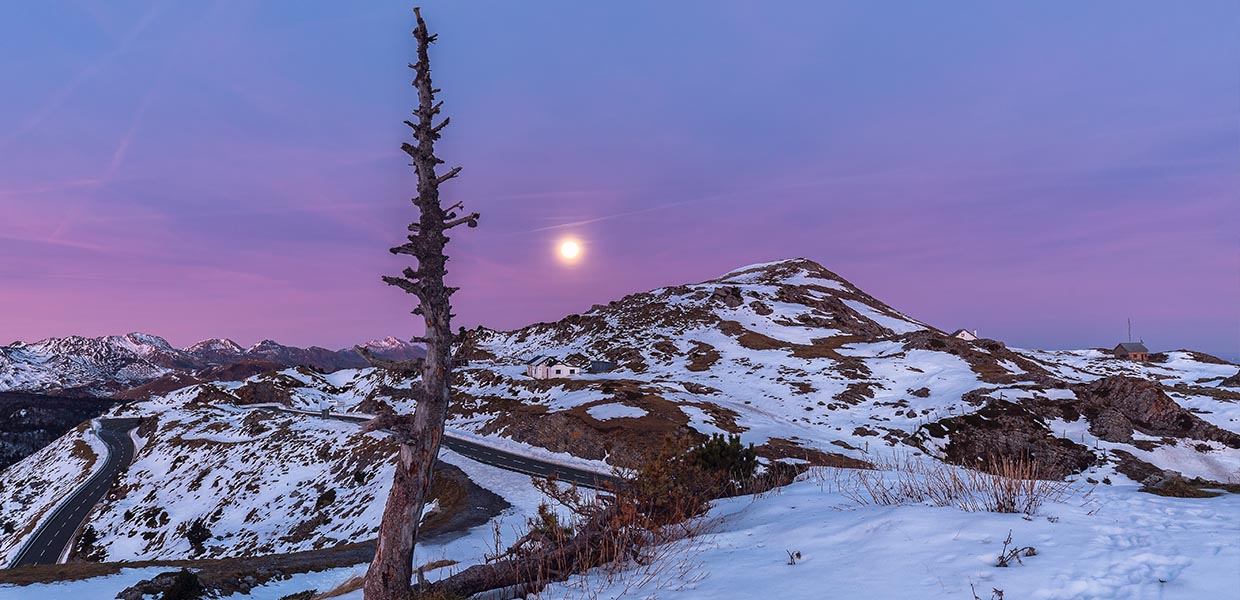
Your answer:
2;2;1237;360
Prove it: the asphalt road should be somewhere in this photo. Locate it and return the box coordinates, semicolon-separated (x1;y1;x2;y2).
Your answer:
273;408;622;490
9;418;142;568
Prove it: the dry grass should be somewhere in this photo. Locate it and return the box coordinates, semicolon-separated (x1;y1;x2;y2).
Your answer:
312;575;362;599
808;453;1077;515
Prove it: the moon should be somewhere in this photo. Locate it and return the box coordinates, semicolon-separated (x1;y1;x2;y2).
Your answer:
559;240;581;261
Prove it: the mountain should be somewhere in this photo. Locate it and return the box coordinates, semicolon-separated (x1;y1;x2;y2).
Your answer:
184;338;245;364
1;258;1236;565
0;333;425;397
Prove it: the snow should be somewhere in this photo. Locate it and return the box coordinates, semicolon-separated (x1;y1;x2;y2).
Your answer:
680;405;728;436
587;403;649;420
0;568;171;600
841;298;926;335
536;469;1240;600
0;424;106;566
0;447;601;600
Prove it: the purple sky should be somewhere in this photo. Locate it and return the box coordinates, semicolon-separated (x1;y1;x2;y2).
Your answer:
2;2;1237;359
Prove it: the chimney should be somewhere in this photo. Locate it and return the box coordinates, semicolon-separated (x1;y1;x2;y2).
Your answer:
973;330;978;338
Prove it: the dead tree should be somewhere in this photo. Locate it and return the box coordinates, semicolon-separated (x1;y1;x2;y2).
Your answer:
362;7;479;600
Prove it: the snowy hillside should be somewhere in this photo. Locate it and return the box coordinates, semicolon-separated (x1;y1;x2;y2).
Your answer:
532;467;1240;600
92;259;1238;489
0;258;1236;599
0;421;107;565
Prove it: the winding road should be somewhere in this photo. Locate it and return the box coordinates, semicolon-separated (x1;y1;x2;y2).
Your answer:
9;418;142;568
271;407;622;490
7;408;618;569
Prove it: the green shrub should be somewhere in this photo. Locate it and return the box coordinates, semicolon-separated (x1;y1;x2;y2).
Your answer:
690;433;758;481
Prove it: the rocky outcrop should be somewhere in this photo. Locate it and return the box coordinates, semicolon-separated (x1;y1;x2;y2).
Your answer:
232;380;295;406
901;331;1055;385
1221;372;1240;388
1071;376;1240;448
912;400;1097;478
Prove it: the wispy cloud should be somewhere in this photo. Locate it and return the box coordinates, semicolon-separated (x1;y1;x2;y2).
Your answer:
0;2;167;149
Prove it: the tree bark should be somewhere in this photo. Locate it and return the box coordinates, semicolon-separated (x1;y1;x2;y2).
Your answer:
363;7;478;600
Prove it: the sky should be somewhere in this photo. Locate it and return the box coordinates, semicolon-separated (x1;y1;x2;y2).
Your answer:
1;1;1237;359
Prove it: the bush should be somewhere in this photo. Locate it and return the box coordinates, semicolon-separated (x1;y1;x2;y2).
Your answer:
160;569;203;600
528;502;573;539
690;433;758;481
75;524;107;561
315;488;337;509
186;519;211;555
821;453;1074;515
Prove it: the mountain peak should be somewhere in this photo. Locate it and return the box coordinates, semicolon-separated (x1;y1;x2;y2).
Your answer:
710;258;851;288
186;338;244;355
120;332;174;350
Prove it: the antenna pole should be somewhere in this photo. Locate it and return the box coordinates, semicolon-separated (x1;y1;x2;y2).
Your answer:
1127;318;1132;343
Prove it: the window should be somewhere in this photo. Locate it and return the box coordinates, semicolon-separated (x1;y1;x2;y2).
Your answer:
555;369;561;375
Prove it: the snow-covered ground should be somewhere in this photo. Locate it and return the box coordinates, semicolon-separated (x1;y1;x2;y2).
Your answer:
532;470;1240;600
7;463;1234;600
0;447;593;600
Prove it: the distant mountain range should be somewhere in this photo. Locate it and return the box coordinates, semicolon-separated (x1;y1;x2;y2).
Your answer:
0;333;424;397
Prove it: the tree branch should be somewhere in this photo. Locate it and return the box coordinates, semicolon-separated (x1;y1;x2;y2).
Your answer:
381;275;422;296
435;166;462;185
445;212;480;229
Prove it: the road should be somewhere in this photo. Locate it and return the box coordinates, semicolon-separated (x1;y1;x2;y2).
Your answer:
270;408;622;490
9;418;142;568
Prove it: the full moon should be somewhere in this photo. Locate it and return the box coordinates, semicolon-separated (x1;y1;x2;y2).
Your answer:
559;240;581;260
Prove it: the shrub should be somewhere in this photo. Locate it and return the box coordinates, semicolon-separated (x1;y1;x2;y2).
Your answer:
160;569;203;600
528;502;574;540
631;439;722;522
690;433;758;481
186;519;211;554
75;524;107;561
821;453;1074;515
315;488;337;510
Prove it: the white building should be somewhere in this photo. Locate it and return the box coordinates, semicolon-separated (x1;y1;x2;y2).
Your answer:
525;355;580;379
950;329;979;341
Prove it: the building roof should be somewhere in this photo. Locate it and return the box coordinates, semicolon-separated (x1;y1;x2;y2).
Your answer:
526;355;572;367
1115;342;1149;353
949;329;974;337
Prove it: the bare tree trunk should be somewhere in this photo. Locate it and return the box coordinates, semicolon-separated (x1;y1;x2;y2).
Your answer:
363;7;479;600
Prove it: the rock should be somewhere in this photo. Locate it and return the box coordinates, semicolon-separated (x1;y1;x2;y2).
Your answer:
1071;376;1240;448
710;286;744;308
233;380;294;406
911;399;1096;478
1221;372;1240;388
116;569;202;600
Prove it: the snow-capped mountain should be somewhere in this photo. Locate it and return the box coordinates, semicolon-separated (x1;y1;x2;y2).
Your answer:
2;258;1235;566
184;338;245;363
0;334;425;397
